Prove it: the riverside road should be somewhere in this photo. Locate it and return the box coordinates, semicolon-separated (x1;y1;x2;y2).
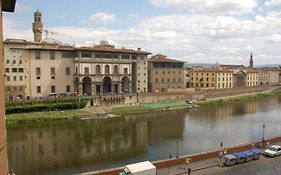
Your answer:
158;154;281;175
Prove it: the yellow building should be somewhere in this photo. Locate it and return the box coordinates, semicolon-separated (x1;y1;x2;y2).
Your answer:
190;68;233;89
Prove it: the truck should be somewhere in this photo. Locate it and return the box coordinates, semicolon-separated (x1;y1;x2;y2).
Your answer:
119;161;156;175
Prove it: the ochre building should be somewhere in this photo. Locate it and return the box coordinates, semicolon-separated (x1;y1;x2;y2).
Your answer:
148;54;185;93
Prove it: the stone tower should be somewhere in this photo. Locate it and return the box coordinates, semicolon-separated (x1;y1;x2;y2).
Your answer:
249;53;253;68
32;10;43;42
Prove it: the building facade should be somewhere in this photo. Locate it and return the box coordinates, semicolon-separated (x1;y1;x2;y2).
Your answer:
190;68;233;89
3;10;151;100
148;54;185;92
74;40;150;96
257;68;279;85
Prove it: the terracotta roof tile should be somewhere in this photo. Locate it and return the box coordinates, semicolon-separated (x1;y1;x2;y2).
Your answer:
148;54;184;63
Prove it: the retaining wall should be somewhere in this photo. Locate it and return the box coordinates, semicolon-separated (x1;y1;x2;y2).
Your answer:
85;136;281;175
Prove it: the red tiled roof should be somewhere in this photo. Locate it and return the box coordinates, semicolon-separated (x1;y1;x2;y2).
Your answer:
190;68;233;73
76;45;151;55
148;54;184;63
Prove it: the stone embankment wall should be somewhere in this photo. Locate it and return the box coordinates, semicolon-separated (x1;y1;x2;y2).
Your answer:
138;85;272;104
85;136;281;175
92;85;274;106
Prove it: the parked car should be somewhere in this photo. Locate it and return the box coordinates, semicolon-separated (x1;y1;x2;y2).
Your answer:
264;145;281;157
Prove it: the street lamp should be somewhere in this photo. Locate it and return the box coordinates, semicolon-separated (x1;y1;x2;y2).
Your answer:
262;124;266;141
176;141;179;158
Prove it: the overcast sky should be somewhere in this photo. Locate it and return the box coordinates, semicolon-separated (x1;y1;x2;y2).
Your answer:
3;0;281;65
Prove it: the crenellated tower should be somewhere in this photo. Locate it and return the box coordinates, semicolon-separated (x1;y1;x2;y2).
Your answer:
32;10;43;42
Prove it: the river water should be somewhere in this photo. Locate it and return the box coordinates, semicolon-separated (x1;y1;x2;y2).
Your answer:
7;96;281;175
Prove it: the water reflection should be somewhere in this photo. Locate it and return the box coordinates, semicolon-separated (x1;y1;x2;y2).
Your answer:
7;110;185;175
7;96;281;175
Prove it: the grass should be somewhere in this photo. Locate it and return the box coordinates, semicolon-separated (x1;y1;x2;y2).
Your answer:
6;109;91;124
200;90;281;106
110;101;187;115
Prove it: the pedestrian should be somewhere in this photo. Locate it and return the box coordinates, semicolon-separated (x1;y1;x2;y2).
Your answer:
251;142;255;149
219;150;223;159
223;148;227;155
185;157;191;170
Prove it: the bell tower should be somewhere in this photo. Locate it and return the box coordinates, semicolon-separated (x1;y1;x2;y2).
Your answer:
249;53;253;68
32;10;43;42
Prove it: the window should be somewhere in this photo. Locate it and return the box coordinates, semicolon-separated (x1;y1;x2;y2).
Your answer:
35;50;41;59
13;86;17;91
51;86;56;93
6;76;10;81
124;68;128;74
19;86;23;91
51;67;55;79
81;52;92;58
95;65;101;74
178;78;181;83
13;76;16;81
155;78;158;83
18;68;24;73
7;87;11;91
50;51;55;60
84;67;89;74
37;86;41;93
167;78;170;83
162;78;164;83
19;76;23;81
66;85;70;93
105;65;110;74
65;67;70;75
113;65;118;74
5;68;9;73
163;71;165;74
13;60;16;64
12;68;17;73
6;60;9;64
19;60;22;64
36;67;41;75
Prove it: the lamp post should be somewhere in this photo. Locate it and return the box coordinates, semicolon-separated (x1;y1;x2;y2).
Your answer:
262;124;266;141
176;141;179;158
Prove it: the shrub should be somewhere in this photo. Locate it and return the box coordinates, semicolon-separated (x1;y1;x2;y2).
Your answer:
6;99;89;114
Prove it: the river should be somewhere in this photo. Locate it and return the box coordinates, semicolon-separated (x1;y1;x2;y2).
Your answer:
7;96;281;175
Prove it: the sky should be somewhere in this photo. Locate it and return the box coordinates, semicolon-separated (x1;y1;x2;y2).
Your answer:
3;0;281;65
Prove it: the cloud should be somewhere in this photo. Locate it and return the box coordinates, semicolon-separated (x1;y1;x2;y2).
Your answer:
88;12;116;25
3;17;33;40
150;0;258;14
264;0;281;6
15;3;32;14
267;34;281;43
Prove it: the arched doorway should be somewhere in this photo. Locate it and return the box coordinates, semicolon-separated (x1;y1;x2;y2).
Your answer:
82;77;92;96
103;76;112;94
74;77;79;93
122;76;130;93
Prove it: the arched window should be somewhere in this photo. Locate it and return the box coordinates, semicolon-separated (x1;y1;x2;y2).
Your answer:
105;65;110;74
113;65;118;74
96;65;101;74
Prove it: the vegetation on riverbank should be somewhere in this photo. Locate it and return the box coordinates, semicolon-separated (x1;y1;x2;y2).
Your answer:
200;90;281;106
6;98;89;114
6;89;281;124
6;109;91;124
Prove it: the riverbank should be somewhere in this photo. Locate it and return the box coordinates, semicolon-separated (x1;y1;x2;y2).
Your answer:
84;135;281;175
6;87;281;124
